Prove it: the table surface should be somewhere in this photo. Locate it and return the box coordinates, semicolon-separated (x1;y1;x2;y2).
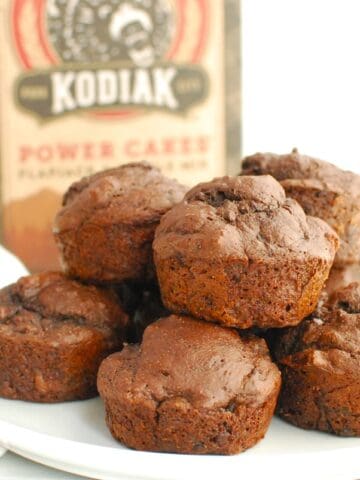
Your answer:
0;452;88;480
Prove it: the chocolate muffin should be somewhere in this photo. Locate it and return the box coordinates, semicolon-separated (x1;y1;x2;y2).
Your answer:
242;150;360;267
54;162;187;284
0;272;128;402
153;175;339;329
272;283;360;436
98;315;281;454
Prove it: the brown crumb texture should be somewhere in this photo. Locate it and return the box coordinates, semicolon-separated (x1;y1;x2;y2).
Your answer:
241;150;360;267
271;282;360;436
54;162;187;284
97;315;281;454
0;272;128;402
153;175;339;329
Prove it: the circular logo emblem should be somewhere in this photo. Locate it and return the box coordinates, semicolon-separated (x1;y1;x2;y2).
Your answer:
13;0;209;118
47;0;176;66
13;0;208;69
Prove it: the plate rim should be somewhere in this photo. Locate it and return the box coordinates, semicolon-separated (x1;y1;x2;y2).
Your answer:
1;417;360;480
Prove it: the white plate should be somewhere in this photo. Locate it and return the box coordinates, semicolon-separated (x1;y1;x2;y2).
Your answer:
0;246;28;288
0;247;359;480
0;246;28;459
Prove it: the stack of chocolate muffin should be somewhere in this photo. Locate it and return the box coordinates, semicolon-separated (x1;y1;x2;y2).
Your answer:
0;163;185;403
242;149;360;292
0;154;359;455
242;150;360;436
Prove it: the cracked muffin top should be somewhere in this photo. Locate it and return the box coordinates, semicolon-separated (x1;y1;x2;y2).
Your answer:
272;283;360;362
55;162;187;232
241;150;360;266
242;150;360;196
98;315;281;410
0;272;128;342
155;175;338;264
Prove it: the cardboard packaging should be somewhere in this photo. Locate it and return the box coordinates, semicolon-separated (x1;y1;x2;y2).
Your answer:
0;0;241;271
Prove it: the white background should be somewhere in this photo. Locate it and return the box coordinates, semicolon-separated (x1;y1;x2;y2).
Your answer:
242;0;360;173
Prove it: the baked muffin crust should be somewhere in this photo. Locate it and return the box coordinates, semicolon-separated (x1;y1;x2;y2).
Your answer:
154;175;339;329
98;315;281;454
242;150;360;267
272;283;360;436
54;162;187;283
0;272;127;402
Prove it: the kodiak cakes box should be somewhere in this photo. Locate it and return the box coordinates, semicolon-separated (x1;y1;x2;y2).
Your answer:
0;0;241;271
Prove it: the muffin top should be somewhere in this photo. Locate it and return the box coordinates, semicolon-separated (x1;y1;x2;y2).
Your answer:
99;315;280;410
242;150;360;198
0;272;128;342
272;283;360;362
54;162;187;233
242;151;360;267
155;175;339;264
